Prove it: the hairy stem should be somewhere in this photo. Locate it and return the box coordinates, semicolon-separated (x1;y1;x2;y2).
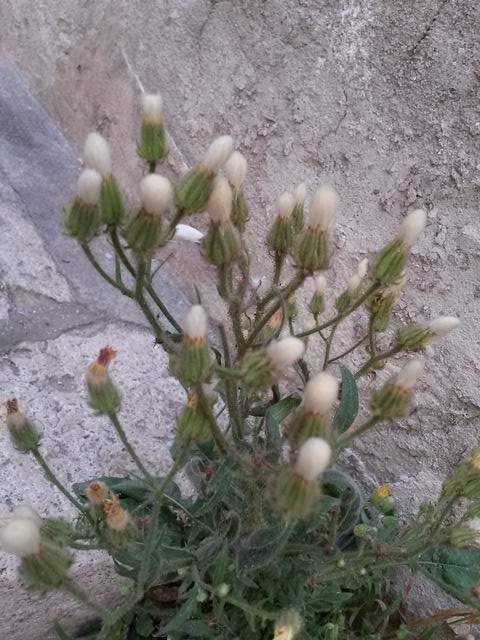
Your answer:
354;345;402;379
219;324;244;443
81;243;134;298
108;412;153;483
64;579;107;618
337;416;380;449
32;449;85;512
328;334;368;365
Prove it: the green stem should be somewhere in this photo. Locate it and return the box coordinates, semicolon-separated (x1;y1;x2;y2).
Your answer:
328;334;368;364
368;312;378;358
219;325;244;443
108;412;153;483
273;252;284;286
218;266;245;349
295;282;380;339
81;243;134;298
337;416;380;449
196;384;230;456
32;449;85;512
323;322;339;370
110;228;181;333
354;345;401;379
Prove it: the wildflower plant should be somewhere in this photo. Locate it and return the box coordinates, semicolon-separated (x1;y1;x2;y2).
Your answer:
2;92;478;640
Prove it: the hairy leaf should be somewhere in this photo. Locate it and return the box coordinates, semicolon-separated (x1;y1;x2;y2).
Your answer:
265;394;301;462
333;365;359;432
236;523;293;572
418;548;480;605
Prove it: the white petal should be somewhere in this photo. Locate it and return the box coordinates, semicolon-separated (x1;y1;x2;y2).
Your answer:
303;372;339;414
314;274;327;294
83;132;112;176
203;135;234;171
277;192;296;219
428;316;460;337
294;183;307;206
207;176;232;224
183;305;208;339
0;518;41;557
395;359;424;389
142;93;163;123
174;224;204;243
296;437;332;482
225;151;247;189
266;337;305;370
77;169;102;205
308;185;338;231
399;209;427;245
140;174;173;217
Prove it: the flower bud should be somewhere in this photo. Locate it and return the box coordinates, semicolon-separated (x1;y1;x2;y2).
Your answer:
373;209;426;284
225;151;247;190
292;183;307;233
267;192;295;254
215;582;230;598
138;93;168;164
177;388;213;444
370;484;395;513
309;275;327;318
429;315;460;337
125;174;172;255
5;399;40;453
176;306;212;385
241;337;306;390
86;346;120;414
203;177;241;266
173;224;204;244
203;135;234;171
295;437;332;482
369;275;405;333
287;373;338;448
14;505;42;526
396;316;459;351
273;438;330;519
294;186;337;272
274;609;302;640
83;132;112;176
86;481;109;505
0;517;41;557
102;496;136;549
64;169;102;242
371;359;423;419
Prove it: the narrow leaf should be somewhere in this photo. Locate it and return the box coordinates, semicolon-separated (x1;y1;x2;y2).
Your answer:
333;365;359;432
265;395;300;463
236;523;292;572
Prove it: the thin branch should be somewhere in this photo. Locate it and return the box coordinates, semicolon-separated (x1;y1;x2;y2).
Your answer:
108;412;153;483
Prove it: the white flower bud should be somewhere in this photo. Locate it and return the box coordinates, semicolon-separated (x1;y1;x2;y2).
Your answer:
295;437;332;482
203;135;235;171
207;176;232;224
357;258;369;280
395;359;424;389
13;505;42;526
314;274;327;294
0;517;41;557
277;192;296;219
303;372;339;415
225;151;247;189
399;209;427;245
308;185;338;231
347;272;363;294
183;305;208;340
266;336;305;370
139;174;173;217
77;169;102;205
173;224;204;244
142;93;163;124
428;316;460;337
83;132;112;176
294;183;307;206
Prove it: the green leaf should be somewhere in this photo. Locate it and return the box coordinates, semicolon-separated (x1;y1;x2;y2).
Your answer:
179;620;216;637
236;523;293;572
323;469;362;547
135;612;155;637
418;548;480;605
156;584;199;634
72;476;181;503
333;365;359;432
53;622;74;640
265;395;301;463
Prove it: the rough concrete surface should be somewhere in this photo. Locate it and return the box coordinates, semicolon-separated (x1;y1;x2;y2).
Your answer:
0;0;479;637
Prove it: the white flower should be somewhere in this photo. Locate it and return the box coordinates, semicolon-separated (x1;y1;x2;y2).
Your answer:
314;274;327;294
266;337;306;370
183;305;208;339
207;176;232;224
308;185;338;231
395;359;424;389
0;517;41;557
303;372;339;415
77;169;102;205
357;258;369;280
399;209;427;245
277;192;296;219
294;183;307;206
83;132;112;176
203;135;235;171
225;151;247;189
173;224;204;244
428;315;460;337
140;174;173;217
295;437;332;482
142;93;163;124
13;505;42;526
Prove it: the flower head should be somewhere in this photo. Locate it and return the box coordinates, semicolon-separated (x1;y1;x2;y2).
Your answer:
0;517;41;557
77;169;102;205
140;174;173;217
86;481;109;505
103;496;130;532
183;305;208;342
276;192;296;220
83;132;112;176
173;224;204;244
308;185;338;231
295;437;332;483
428;316;460;338
13;506;42;526
314;275;327;294
142;93;163;125
395;359;424;390
266;337;305;370
294;183;306;206
206;176;232;224
203;135;234;171
225;151;247;190
302;372;339;415
398;209;427;245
